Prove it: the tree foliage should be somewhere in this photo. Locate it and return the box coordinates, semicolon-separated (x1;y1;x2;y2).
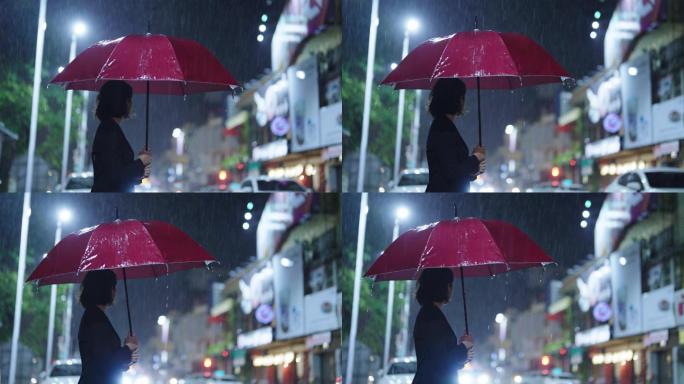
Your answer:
342;59;415;168
0;247;65;357
341;245;406;358
0;64;82;173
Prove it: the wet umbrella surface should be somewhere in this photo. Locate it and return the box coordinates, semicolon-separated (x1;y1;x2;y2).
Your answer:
27;218;218;334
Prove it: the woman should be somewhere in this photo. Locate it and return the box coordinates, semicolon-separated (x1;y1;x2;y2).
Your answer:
413;268;474;384
91;80;152;192
426;78;486;192
78;270;139;384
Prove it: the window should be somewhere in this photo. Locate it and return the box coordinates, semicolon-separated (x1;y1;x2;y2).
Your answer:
50;364;82;377
645;172;684;189
398;172;429;186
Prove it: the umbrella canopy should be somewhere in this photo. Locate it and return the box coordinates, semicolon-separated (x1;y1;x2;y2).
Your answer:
364;217;555;333
50;33;240;149
381;30;572;90
50;34;240;94
28;219;217;285
27;218;217;335
365;217;555;280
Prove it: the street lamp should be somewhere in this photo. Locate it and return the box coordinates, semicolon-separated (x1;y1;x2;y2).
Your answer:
9;1;47;383
495;313;507;362
60;21;88;190
383;206;410;370
355;0;379;192
47;208;72;372
157;315;170;364
393;17;420;185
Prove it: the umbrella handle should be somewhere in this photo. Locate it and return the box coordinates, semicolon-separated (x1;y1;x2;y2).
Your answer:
460;266;469;335
477;77;482;147
122;268;133;336
145;81;150;151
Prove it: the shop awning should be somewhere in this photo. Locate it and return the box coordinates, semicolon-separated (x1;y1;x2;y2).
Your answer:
224;111;249;137
618;212;675;252
548;296;572;315
279;214;337;252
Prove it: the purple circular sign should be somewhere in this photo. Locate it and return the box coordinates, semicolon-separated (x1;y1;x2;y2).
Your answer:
593;301;612;322
255;304;274;324
270;116;290;136
603;113;622;134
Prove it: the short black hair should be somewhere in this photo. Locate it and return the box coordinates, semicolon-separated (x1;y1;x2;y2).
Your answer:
79;270;117;308
429;78;466;117
96;80;133;121
416;268;454;306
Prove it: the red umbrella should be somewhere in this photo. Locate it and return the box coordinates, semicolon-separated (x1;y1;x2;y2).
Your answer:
364;217;555;333
381;26;572;145
50;33;241;149
27;219;217;335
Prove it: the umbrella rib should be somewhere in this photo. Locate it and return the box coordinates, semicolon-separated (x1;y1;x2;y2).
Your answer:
94;38;128;84
429;35;455;84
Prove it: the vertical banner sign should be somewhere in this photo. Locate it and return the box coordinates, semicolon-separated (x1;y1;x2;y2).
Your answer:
642;284;676;332
273;245;306;339
620;54;653;149
289;57;321;152
319;101;343;147
610;243;642;337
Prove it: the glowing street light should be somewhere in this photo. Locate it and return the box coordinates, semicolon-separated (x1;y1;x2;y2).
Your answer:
72;21;87;37
505;124;515;135
590;31;598;39
495;313;506;324
405;18;420;33
395;206;410;220
592;21;599;29
257;34;264;42
58;208;72;223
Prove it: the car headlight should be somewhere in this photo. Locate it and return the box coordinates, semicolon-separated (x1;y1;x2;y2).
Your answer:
459;373;474;384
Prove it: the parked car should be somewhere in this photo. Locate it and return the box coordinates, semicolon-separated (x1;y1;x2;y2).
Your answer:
40;359;81;384
61;172;93;192
179;373;241;384
605;167;684;192
235;176;308;192
389;169;429;193
512;371;580;384
527;182;589;192
377;357;416;384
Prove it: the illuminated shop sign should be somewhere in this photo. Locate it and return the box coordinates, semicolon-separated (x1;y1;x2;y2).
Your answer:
585;136;621;158
253;139;289;162
237;327;274;349
252;351;296;367
575;324;611;346
592;350;636;365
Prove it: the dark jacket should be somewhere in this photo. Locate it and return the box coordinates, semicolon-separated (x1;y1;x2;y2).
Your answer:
412;304;468;384
78;306;132;384
91;119;145;192
426;116;480;192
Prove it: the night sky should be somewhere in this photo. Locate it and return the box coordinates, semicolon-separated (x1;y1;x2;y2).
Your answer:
342;193;607;344
0;193;271;350
0;0;286;152
343;0;618;152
